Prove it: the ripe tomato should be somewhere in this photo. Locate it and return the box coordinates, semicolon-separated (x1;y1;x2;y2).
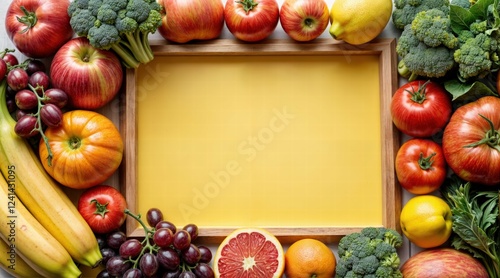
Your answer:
395;138;447;195
5;0;73;58
224;0;280;42
78;185;127;234
443;96;500;185
39;110;124;189
390;80;452;138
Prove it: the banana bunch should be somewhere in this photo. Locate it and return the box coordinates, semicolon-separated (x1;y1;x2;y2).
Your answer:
0;79;102;276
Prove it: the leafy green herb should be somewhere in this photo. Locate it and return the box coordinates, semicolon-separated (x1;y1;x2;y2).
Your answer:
441;176;500;277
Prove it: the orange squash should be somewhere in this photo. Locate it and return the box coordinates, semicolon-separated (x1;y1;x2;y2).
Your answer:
39;110;123;189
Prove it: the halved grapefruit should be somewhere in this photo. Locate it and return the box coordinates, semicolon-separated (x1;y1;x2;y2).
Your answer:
213;228;285;278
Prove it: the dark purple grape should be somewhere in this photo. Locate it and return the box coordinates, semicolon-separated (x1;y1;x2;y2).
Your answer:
106;231;127;250
96;234;107;249
119;239;143;259
7;68;29;91
193;263;215;278
106;256;132;276
3;53;18;67
123;268;143;278
6;99;16;113
182;224;198;242
155;221;176;234
29;71;50;95
96;269;112;278
172;230;191;251
139;253;159;277
198;246;212;263
181;244;200;266
15;89;38;110
157;248;180;270
26;59;46;75
40;103;63;127
146;208;164;227
178;271;196;278
100;248;116;265
162;268;181;278
0;59;7;80
15;109;34;121
43;88;68;108
153;228;174;248
14;115;39;138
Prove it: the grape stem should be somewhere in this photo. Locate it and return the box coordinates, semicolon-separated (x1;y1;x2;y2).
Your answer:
124;209;159;268
28;84;54;166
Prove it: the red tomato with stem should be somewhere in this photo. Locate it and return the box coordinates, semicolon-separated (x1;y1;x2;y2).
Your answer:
391;80;452;138
5;0;73;58
443;96;500;185
224;0;280;42
395;138;447;195
78;185;127;234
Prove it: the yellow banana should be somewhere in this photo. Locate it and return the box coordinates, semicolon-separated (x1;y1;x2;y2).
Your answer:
0;236;41;278
0;80;102;267
0;176;81;277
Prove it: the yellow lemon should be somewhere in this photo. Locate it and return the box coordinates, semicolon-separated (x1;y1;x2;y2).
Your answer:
400;195;452;248
329;0;393;45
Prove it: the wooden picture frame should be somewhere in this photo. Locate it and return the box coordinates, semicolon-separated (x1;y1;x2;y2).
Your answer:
120;38;401;243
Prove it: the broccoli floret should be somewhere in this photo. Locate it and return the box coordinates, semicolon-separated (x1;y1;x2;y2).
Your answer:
126;0;151;22
88;0;103;16
470;20;488;35
96;4;117;25
375;265;403;278
374;241;397;259
454;32;499;79
69;9;96;36
335;228;404;278
392;0;450;30
67;0;164;68
88;23;121;49
383;229;403;248
411;9;458;48
102;0;128;11
397;24;456;80
450;0;471;9
352;255;379;275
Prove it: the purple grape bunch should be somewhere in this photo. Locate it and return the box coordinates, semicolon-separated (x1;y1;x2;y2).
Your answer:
96;208;214;278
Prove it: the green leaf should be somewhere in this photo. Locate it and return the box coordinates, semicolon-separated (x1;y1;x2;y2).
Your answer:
444;79;497;105
450;5;476;33
470;0;495;20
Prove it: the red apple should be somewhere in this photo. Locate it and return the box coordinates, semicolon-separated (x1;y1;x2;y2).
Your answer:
401;248;489;278
280;0;330;42
158;0;224;43
49;37;123;110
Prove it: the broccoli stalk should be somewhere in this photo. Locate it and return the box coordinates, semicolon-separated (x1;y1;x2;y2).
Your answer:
68;0;163;68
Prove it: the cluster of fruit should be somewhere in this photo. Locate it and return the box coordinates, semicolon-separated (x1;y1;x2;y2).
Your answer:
96;208;214;278
1;49;68;139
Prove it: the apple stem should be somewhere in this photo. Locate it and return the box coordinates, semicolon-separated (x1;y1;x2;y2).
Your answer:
236;0;259;14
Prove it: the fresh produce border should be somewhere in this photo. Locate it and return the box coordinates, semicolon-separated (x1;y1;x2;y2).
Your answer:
0;0;500;277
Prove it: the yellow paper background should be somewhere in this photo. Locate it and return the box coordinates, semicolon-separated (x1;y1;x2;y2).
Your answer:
136;54;383;229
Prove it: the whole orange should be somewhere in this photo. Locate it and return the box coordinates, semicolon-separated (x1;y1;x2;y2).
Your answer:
285;238;336;278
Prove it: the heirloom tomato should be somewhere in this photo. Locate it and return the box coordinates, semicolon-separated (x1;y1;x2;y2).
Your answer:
39;110;124;189
78;185;127;234
5;0;73;58
390;80;452;138
395;138;447;195
224;0;280;42
443;96;500;185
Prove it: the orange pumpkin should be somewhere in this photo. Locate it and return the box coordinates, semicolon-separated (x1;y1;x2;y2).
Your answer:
39;110;123;189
